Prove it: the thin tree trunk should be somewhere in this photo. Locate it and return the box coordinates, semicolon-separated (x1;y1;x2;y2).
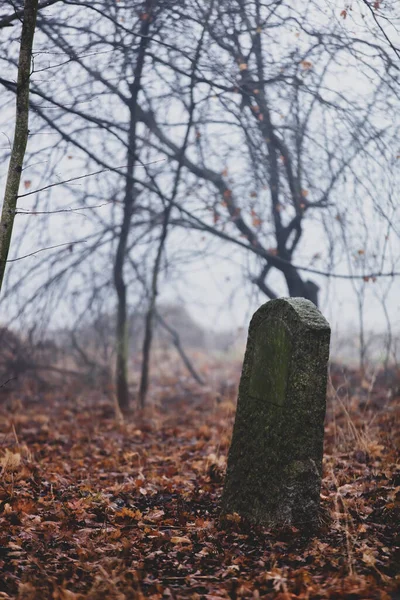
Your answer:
138;5;212;407
138;208;170;408
381;295;392;374
112;1;152;412
357;290;366;371
0;0;38;293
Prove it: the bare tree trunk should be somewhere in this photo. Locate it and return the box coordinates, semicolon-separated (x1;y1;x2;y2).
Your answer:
283;265;320;306
138;5;212;407
113;125;135;411
357;288;366;371
381;295;393;374
0;0;38;293
139;206;171;408
113;2;152;412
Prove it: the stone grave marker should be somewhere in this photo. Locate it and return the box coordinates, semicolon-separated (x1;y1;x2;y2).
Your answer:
221;297;330;527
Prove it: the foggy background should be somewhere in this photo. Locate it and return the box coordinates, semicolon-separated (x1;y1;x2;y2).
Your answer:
1;0;400;402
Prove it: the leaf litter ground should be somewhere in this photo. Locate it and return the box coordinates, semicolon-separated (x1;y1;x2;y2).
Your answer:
0;363;399;599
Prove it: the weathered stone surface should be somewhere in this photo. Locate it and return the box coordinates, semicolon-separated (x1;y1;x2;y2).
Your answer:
221;298;331;527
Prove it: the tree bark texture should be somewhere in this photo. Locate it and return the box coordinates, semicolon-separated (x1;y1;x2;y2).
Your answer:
113;1;152;411
0;0;39;293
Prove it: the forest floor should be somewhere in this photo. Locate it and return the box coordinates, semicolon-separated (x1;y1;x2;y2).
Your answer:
0;361;399;599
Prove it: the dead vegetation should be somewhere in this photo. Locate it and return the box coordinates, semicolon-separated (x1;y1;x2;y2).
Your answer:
0;357;399;599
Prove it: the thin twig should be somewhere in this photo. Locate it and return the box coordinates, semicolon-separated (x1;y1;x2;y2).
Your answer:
16;201;111;215
361;0;400;60
17;160;165;199
0;377;18;389
3;239;87;263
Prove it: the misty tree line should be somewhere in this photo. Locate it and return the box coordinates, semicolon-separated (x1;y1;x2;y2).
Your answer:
0;0;399;411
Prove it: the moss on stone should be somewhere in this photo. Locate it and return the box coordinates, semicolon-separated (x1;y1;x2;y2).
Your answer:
221;298;330;527
249;317;292;407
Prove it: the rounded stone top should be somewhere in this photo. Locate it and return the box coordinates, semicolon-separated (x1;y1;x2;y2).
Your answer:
251;297;330;332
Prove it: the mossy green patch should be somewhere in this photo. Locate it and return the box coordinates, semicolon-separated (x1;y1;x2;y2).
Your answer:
249;317;292;407
221;298;330;528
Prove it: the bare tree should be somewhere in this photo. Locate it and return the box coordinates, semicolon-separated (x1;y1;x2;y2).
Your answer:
140;0;399;304
113;0;154;412
138;3;213;407
0;0;399;405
